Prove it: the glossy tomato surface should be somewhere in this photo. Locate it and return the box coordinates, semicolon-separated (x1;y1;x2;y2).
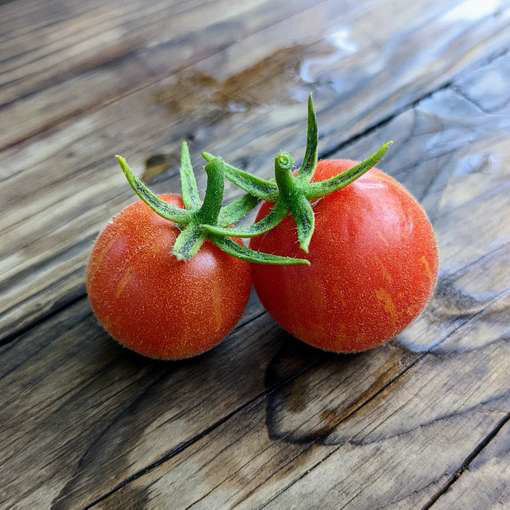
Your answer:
87;194;252;359
250;160;439;353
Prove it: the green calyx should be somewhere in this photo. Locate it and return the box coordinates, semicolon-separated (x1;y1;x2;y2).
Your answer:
115;95;393;264
202;95;393;252
115;142;309;265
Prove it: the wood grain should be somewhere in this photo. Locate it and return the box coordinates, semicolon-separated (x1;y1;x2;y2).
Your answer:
0;0;323;148
429;420;510;509
0;298;313;509
2;1;510;508
2;0;510;342
92;50;510;510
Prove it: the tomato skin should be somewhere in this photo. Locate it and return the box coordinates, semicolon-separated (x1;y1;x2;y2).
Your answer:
250;160;439;353
87;195;252;360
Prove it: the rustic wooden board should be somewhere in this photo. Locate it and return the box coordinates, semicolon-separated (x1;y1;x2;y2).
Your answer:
1;36;510;510
92;50;510;509
1;0;324;148
3;1;510;509
2;0;510;342
0;299;313;509
430;420;510;509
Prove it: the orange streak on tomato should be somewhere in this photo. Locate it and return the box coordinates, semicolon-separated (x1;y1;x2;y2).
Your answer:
420;254;435;284
115;265;134;299
375;287;398;330
375;255;394;285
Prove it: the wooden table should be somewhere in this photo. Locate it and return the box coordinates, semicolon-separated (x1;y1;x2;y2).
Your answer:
1;1;510;508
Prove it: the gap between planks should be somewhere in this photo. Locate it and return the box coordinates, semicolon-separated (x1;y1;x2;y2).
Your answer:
422;410;510;509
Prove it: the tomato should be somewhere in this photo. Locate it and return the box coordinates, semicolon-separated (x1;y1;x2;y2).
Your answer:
87;194;252;359
250;160;439;353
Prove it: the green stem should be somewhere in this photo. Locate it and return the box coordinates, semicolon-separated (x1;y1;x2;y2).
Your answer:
213;237;310;266
115;155;191;224
217;194;260;227
289;193;315;252
274;152;315;251
116;152;308;265
173;223;206;260
202;151;278;201
297;94;318;182
204;199;288;238
116;94;394;266
274;153;298;201
306;142;394;199
196;158;225;225
179;141;200;209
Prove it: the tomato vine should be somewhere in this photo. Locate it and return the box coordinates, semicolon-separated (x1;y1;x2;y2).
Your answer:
116;95;392;262
203;96;392;252
116;144;308;265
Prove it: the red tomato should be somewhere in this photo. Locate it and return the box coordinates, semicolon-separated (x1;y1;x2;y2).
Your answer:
250;160;439;353
87;195;252;359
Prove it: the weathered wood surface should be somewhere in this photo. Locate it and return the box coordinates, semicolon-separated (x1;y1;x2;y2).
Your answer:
2;0;510;342
1;0;325;149
1;0;510;509
431;420;510;509
92;50;510;510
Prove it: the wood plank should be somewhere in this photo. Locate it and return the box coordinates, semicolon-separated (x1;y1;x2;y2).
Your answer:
92;50;510;510
0;298;318;509
2;0;509;342
0;0;330;149
428;420;510;509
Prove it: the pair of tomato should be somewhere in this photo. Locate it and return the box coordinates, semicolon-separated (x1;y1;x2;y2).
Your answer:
87;158;438;359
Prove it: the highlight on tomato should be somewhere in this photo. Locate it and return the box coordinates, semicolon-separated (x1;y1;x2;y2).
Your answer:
203;97;439;353
87;144;307;360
